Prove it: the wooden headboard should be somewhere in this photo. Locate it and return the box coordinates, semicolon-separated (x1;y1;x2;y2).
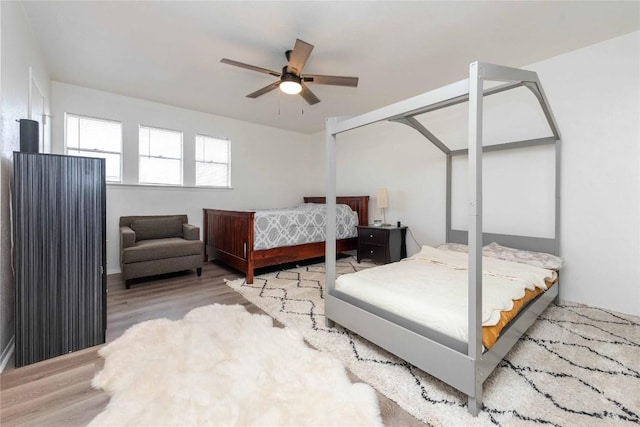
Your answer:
303;196;370;226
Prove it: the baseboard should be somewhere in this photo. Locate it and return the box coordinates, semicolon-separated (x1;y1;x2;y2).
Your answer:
0;335;15;373
106;272;123;289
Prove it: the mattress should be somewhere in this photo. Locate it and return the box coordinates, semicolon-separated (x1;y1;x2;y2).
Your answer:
335;245;557;349
253;203;358;250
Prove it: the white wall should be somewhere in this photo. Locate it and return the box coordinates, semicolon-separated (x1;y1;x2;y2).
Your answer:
309;31;640;316
50;83;315;273
0;1;51;365
307;120;447;256
530;32;639;316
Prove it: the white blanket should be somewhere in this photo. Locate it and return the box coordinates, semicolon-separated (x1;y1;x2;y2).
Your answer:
335;246;555;344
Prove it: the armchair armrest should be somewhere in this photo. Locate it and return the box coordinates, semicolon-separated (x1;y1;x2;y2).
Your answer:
183;224;200;240
120;226;136;250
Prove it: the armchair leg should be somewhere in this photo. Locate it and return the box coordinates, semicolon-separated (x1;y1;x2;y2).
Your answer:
125;279;132;289
196;267;202;277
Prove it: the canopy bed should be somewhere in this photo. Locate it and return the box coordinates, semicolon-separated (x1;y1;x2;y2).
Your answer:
324;62;561;415
203;196;368;284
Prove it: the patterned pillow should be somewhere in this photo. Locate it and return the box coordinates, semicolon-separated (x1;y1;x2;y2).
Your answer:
131;217;183;241
436;242;469;253
437;242;563;270
483;242;563;270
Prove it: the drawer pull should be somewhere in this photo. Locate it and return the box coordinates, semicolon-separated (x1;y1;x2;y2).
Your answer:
369;234;374;238
370;250;374;254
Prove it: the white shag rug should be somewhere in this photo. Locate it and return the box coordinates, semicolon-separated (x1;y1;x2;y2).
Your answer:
226;257;640;427
89;304;382;426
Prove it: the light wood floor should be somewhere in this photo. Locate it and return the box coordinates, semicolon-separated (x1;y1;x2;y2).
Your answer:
0;261;425;426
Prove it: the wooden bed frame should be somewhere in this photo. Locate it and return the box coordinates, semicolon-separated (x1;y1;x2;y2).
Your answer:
203;196;369;284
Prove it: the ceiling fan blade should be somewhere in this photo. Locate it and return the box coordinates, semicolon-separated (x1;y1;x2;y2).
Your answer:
221;58;281;77
286;39;314;76
303;74;359;87
246;81;280;98
300;84;320;105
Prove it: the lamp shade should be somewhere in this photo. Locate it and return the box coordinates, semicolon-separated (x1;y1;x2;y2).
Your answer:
376;188;389;209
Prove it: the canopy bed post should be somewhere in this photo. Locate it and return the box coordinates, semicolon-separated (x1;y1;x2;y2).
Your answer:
554;138;562;304
445;154;452;244
467;61;484;415
545;71;561;258
522;79;562;267
326;117;338;327
555;139;561;256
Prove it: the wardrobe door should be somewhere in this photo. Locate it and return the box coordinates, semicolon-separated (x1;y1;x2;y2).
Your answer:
14;152;106;367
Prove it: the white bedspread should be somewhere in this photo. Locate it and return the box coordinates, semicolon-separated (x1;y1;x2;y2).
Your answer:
335;245;555;344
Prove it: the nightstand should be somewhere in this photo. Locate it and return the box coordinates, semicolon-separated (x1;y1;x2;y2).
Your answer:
357;225;407;264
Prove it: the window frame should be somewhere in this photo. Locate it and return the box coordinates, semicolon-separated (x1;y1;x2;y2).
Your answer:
64;112;123;183
138;124;184;186
195;134;231;188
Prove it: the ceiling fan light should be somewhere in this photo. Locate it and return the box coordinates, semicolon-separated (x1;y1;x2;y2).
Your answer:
280;80;302;95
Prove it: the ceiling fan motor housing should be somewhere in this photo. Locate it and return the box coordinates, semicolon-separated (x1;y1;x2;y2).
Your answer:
281;66;301;83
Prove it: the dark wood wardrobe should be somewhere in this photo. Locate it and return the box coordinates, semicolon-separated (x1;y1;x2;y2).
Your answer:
13;152;106;367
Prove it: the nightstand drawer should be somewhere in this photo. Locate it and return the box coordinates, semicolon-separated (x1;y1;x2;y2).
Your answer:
357;228;387;245
358;243;387;263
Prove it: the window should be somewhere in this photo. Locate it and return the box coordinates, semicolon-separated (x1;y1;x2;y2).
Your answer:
66;114;122;182
195;135;231;187
139;126;183;185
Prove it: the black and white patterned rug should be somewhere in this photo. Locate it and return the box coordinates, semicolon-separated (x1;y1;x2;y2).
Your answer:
226;257;640;426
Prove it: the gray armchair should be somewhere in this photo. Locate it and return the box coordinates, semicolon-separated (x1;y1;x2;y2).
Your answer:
119;215;203;289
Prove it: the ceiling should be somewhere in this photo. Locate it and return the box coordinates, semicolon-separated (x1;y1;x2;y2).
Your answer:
21;1;639;134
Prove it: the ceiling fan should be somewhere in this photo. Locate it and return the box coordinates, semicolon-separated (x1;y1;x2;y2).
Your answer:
221;39;359;105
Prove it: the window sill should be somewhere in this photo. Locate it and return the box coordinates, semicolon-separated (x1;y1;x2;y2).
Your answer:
107;183;233;191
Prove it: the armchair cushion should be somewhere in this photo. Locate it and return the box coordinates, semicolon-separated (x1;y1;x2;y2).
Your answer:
130;217;183;241
122;238;203;264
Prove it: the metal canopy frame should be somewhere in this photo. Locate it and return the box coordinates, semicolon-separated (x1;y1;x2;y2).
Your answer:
325;62;561;415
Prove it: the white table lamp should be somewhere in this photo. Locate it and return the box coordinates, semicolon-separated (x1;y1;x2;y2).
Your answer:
376;188;389;226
